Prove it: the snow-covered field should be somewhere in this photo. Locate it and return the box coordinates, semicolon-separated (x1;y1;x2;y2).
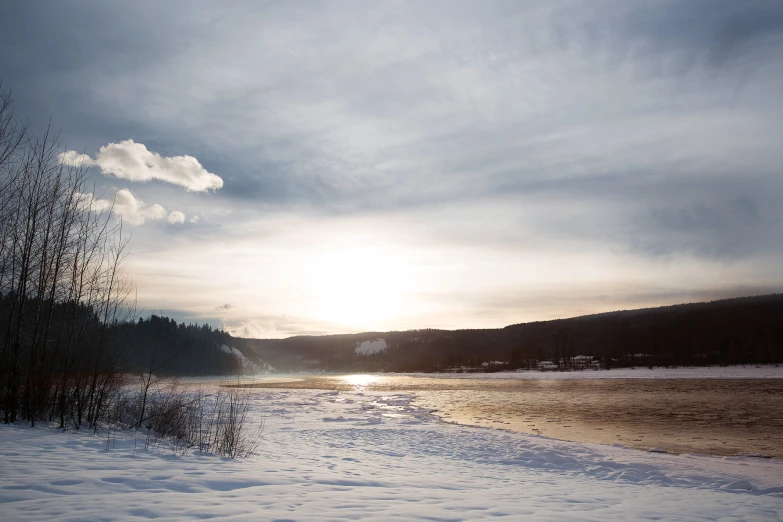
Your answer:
2;385;782;521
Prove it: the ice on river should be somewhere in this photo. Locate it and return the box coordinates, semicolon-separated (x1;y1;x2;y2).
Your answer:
1;387;782;521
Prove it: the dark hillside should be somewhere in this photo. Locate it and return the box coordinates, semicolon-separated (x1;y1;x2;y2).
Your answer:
238;294;783;373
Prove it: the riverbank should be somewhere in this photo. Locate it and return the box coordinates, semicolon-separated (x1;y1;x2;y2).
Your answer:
2;387;782;520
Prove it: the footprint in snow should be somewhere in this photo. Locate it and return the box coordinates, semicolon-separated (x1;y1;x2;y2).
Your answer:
723;480;753;491
50;479;83;486
100;477;126;484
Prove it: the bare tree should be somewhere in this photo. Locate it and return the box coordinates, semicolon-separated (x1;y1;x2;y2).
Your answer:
0;85;134;428
135;337;172;429
0;85;264;460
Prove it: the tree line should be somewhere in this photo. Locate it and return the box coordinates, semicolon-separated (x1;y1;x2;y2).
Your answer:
0;87;253;430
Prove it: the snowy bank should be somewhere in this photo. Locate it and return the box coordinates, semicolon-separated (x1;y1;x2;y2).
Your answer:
1;388;781;521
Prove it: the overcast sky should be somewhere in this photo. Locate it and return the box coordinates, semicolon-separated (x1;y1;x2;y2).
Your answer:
2;0;782;337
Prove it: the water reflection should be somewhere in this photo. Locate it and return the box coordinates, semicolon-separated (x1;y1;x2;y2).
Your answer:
342;374;380;387
235;375;783;458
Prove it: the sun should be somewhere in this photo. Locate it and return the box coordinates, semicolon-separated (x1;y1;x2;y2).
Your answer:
306;245;409;329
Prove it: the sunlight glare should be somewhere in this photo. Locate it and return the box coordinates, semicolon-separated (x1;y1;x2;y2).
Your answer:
306;244;410;329
343;374;379;387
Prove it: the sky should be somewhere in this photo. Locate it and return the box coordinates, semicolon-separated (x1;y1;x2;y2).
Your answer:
2;0;782;338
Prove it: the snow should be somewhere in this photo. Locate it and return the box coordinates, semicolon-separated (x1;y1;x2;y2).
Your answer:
480;361;505;367
355;338;387;355
2;383;782;521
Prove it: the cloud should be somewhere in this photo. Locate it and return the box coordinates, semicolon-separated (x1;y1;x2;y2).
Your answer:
189;215;200;223
167;210;185;224
222;315;347;339
7;1;783;333
61;139;223;192
215;303;232;311
78;188;185;227
59;150;91;167
73;192;99;212
110;189;166;226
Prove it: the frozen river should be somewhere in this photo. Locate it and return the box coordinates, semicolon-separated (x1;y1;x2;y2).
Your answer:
236;368;783;458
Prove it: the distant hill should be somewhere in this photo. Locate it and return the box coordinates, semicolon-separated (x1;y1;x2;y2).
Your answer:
236;294;783;373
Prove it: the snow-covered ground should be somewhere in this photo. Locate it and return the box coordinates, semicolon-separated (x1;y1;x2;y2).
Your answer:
2;387;782;521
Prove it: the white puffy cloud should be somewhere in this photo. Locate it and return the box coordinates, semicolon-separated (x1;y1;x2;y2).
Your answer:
73;191;99;212
61;140;223;192
189;215;200;223
109;189;167;226
59;150;92;167
76;188;185;227
167;210;185;224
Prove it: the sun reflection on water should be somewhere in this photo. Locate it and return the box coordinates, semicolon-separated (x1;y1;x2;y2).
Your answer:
342;374;380;387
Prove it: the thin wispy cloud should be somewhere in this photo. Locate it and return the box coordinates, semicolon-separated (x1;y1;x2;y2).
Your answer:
4;0;783;336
